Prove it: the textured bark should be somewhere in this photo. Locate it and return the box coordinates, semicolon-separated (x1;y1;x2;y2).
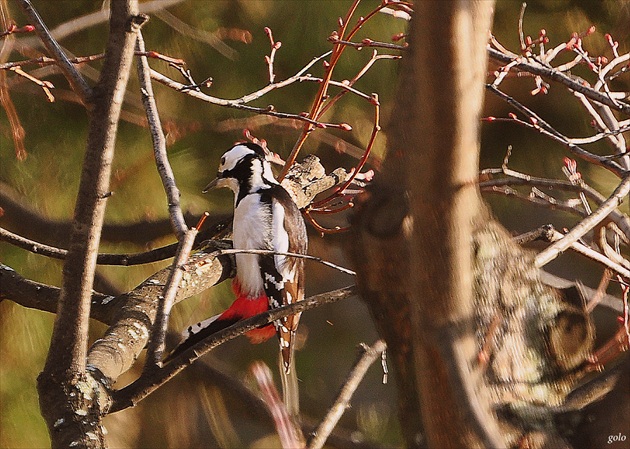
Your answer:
348;1;595;448
86;243;233;384
33;1;145;447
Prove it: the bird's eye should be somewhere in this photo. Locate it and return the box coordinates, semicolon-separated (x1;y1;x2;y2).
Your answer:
220;156;226;166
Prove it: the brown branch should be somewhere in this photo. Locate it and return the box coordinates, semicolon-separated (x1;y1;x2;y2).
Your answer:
35;2;146;446
0;263;117;324
0;218;230;266
16;0;92;105
332;38;407;52
86;241;234;385
487;46;630;116
308;340;387;449
109;285;357;412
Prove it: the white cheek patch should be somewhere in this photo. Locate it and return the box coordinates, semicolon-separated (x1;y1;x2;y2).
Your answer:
219;144;256;172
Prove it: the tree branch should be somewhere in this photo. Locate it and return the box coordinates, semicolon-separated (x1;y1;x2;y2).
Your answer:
143;229;196;369
487;46;630;116
109;285;357;412
135;30;187;237
535;172;630;267
16;0;92;104
35;2;146;446
308;340;387;449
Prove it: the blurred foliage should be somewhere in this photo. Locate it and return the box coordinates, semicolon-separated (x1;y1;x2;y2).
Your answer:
1;1;628;448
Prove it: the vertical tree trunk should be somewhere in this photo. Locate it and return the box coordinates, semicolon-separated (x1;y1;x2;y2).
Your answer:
34;2;144;447
403;2;500;448
348;2;498;447
349;2;596;448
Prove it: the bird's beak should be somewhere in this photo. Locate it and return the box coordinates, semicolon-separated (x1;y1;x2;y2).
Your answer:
202;177;220;193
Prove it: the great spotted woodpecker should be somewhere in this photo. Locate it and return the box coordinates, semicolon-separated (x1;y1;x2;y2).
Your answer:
169;142;307;377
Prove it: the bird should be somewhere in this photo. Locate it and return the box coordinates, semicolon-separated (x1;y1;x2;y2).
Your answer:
167;142;307;388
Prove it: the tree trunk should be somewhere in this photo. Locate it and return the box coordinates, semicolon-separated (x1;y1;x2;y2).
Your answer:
33;1;144;447
348;2;594;448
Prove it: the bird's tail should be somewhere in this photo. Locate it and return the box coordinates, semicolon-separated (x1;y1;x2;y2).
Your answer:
279;345;299;419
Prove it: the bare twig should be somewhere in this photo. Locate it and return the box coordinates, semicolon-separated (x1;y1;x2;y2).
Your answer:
485;84;627;176
16;0;92;104
144;229;197;369
136;31;187;237
535;173;630;268
331;37;407;51
264;27;280;84
308;340;387;449
216;248;356;276
478;171;630;241
0;218;231;266
487;46;630;116
544;229;630;278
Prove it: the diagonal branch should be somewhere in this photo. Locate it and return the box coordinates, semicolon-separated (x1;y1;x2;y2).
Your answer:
109;285;357;412
143;229;197;369
535;172;630;268
485;84;627;177
308;340;387;449
487;46;630;117
136;30;187;237
16;0;92;104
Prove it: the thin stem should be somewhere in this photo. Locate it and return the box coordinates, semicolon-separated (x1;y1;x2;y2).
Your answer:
16;0;92;104
535;173;630;268
487;46;630;116
308;340;387;449
143;229;197;370
216;248;355;276
485;84;626;177
136;31;187;237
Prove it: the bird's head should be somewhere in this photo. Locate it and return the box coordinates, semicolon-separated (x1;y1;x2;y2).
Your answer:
203;142;277;198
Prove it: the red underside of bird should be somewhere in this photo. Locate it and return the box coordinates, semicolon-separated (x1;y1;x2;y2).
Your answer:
164;279;275;362
224;279;276;343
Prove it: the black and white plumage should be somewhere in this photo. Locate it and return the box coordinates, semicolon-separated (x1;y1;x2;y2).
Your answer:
173;142;307;375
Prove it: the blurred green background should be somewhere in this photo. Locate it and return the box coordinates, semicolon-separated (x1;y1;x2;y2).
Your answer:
1;1;628;447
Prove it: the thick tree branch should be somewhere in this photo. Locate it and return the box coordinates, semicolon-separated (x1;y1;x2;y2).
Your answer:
35;2;146;447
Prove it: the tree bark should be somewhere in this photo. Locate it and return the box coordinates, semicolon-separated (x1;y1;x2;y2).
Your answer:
349;2;594;448
348;2;497;446
33;1;145;447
